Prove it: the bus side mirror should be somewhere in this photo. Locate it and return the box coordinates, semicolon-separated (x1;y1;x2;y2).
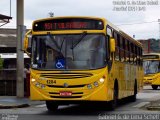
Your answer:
24;36;29;50
24;30;32;57
110;37;115;52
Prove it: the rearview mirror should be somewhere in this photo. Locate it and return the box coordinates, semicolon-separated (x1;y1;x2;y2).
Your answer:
110;37;115;52
24;30;32;57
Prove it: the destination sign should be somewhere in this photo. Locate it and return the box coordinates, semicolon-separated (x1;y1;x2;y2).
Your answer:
143;55;159;59
33;18;104;31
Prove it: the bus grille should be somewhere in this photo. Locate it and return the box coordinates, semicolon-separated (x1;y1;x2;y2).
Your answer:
47;84;85;88
40;73;93;79
145;74;154;77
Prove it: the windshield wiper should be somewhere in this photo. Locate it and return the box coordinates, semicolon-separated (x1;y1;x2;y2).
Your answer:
71;31;87;49
48;34;61;50
48;34;64;58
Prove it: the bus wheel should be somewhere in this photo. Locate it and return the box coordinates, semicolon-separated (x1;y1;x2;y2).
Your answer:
108;82;118;110
130;81;137;102
46;101;58;111
152;85;158;90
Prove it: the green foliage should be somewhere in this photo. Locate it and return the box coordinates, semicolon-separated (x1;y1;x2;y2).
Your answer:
0;56;4;69
139;39;160;53
150;39;160;53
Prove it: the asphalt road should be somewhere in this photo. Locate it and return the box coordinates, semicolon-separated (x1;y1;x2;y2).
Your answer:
0;85;160;120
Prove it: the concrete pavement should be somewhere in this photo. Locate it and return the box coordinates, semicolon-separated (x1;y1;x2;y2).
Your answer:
143;99;160;111
0;96;44;109
0;85;160;111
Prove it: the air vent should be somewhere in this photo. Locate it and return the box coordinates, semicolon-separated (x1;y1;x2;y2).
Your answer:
47;84;85;88
40;72;93;79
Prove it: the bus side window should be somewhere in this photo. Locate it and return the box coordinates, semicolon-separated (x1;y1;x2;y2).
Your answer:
140;48;143;66
158;62;160;72
114;31;119;61
120;36;124;62
116;33;120;61
126;40;130;63
137;47;139;65
135;46;138;65
130;43;134;64
123;38;126;62
106;26;112;61
106;35;110;61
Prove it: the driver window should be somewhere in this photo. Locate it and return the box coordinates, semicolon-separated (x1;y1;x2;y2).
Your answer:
47;49;54;61
46;49;55;68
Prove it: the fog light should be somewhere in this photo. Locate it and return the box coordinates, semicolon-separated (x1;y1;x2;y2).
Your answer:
41;84;45;89
35;82;40;87
87;84;92;89
99;78;105;83
31;78;36;82
93;81;99;87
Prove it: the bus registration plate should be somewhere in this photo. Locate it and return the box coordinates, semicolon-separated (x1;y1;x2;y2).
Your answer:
60;91;72;96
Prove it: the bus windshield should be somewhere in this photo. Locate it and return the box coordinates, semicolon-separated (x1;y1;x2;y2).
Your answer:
31;34;107;70
143;60;160;74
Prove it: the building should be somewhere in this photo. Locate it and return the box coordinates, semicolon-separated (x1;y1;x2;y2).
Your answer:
0;28;30;96
138;39;160;54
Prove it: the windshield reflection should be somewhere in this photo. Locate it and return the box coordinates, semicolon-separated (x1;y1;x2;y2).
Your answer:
31;34;107;70
143;60;160;74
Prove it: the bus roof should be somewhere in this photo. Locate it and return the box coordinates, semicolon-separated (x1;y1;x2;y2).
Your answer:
33;16;105;23
143;53;160;56
32;16;142;48
143;53;160;60
106;19;142;47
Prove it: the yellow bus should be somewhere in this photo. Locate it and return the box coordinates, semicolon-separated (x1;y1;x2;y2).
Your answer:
24;16;143;111
143;53;160;89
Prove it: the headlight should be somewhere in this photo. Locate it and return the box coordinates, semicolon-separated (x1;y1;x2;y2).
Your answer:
99;78;105;83
87;84;92;89
31;78;36;82
35;82;40;87
34;81;46;89
32;78;46;89
41;84;46;89
93;81;99;87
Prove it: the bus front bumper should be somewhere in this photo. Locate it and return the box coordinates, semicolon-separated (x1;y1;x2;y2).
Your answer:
29;83;112;102
152;77;160;85
143;79;153;84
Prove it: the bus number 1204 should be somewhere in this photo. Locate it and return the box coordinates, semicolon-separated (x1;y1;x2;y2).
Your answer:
47;80;56;84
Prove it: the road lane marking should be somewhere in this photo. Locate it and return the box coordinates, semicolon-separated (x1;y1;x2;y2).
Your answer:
133;102;150;108
35;104;46;107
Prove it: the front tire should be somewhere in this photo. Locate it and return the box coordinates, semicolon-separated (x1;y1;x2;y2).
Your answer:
108;82;118;110
46;101;58;111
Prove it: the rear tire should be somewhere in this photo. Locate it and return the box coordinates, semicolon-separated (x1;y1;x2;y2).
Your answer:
46;101;58;111
152;85;158;90
129;81;137;102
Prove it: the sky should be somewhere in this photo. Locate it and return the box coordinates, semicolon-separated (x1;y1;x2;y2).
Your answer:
1;0;160;40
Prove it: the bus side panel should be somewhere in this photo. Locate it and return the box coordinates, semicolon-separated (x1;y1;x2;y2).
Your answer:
152;73;160;85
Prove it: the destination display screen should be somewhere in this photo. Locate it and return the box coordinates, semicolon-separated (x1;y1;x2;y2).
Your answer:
143;55;159;59
33;18;104;31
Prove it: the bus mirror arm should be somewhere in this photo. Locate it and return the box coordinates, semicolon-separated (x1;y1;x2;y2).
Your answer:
25;51;31;57
22;49;31;57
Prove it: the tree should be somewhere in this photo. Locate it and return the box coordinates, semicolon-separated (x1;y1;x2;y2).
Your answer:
0;56;3;69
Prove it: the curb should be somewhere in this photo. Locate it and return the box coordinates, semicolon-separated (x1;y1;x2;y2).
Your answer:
0;104;30;109
147;106;160;111
140;99;160;111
